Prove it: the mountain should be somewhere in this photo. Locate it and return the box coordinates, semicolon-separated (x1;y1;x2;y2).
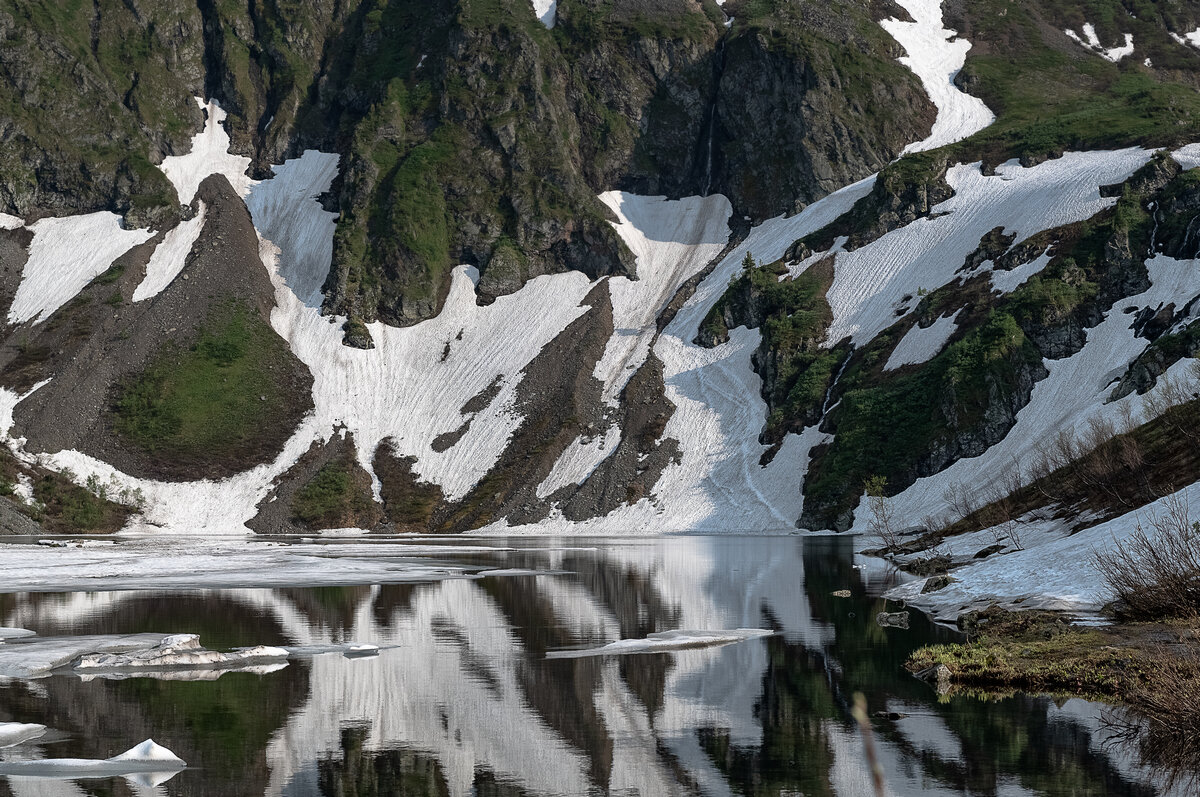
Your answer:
1;0;1200;565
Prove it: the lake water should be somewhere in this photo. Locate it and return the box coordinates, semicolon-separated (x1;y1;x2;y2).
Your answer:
0;535;1180;796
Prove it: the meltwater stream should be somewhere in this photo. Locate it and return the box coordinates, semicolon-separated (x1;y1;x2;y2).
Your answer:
0;536;1184;796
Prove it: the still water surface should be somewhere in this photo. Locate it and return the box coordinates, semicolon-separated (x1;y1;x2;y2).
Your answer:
0;535;1178;796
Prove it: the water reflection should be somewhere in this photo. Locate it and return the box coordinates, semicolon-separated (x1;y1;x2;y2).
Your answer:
0;535;1188;796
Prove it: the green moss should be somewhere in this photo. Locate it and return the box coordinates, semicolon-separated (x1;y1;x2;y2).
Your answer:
113;303;294;460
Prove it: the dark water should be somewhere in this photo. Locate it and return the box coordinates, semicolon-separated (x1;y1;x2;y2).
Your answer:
0;535;1178;796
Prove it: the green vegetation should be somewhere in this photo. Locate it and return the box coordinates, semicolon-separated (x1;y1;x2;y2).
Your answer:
805;312;1039;521
112;303;296;464
292;459;377;530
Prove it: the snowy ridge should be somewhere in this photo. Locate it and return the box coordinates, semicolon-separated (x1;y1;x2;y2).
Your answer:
884;309;962;370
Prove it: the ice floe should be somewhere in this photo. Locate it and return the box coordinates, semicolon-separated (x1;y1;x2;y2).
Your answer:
880;0;995;153
74;633;288;673
545;628;774;658
884;309;962;370
0;634;168;678
7;212;154;325
0;739;185;779
0;724;45;748
1066;24;1135;62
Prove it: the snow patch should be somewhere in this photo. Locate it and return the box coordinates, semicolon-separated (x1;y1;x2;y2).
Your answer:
132;202;207;302
880;0;995;153
1066;24;1135;62
530;0;555;28
1171;28;1200;48
1171;142;1200;170
8;213;154;325
159;98;252;203
884;309;962;370
0;213;22;230
990;249;1053;294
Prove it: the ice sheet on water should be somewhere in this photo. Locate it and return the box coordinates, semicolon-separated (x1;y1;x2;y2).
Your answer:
74;633;289;673
545;628;774;658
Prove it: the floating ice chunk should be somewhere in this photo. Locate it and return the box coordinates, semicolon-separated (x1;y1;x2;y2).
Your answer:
75;633;289;672
0;628;35;640
159;98;253;203
0;213;22;230
8;213;154;325
36;539;115;548
344;643;379;658
132;202;207;302
0;633;168;678
880;0;995;153
0;722;45;748
546;628;774;658
884;309;962;370
530;0;555;28
1066;24;1135;62
0;739;185;778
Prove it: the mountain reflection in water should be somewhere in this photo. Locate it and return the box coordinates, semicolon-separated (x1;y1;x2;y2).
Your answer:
0;535;1185;796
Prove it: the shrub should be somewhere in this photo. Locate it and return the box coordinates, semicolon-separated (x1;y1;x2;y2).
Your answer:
1093;494;1200;620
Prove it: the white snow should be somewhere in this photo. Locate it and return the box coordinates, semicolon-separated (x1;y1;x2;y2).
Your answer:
889;482;1200;620
131;202;206;302
546;628;773;658
0;213;22;230
825;149;1152;347
530;0;555;28
0;723;45;748
1171;142;1200;170
884;309;961;370
159;98;252;203
7;213;154;325
1170;28;1200;48
989;249;1053;294
880;0;995;153
1066;24;1135;62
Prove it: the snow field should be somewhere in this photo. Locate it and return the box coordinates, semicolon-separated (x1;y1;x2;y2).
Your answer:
825;149;1152;347
884;308;962;370
132;202;206;302
880;0;995;154
0;213;22;230
7;213;154;325
158;99;252;204
864;256;1200;542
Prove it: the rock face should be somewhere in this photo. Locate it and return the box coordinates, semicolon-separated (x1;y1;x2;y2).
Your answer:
0;0;936;333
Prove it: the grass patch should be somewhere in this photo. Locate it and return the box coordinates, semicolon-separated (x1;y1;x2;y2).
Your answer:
908;608;1177;700
292;459;377;530
112;302;297;466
